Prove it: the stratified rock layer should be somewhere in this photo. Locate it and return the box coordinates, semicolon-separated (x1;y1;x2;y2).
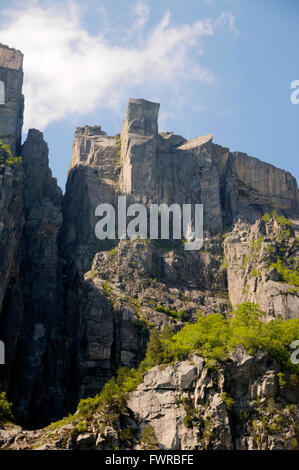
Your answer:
0;68;298;441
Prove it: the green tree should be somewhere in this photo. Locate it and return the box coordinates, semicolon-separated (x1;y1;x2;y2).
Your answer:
140;425;159;450
0;391;14;424
0;139;22;166
160;324;173;341
146;328;164;366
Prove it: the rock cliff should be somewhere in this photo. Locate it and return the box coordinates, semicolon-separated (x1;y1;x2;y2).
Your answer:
0;44;298;449
0;44;23;154
224;217;299;318
1;349;298;450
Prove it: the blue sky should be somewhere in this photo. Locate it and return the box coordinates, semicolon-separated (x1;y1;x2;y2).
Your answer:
0;0;298;190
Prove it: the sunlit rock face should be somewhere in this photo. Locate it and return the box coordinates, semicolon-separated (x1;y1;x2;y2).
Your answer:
0;44;24;154
0;41;298;435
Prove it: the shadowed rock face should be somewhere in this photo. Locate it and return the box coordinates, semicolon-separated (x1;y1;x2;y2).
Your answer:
0;128;67;427
0;58;298;437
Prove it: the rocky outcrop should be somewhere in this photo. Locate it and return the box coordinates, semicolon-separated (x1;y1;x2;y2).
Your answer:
9;129;65;427
126;350;299;450
62;125;149;402
63;125;120;272
1;349;298;450
0;128;68;428
64;97;299;278
0;162;23;315
119;99;299;234
0;44;298;443
0;160;24;387
0;44;24;154
213;148;299;226
119;99;223;233
0;43;25;318
88;236;228;330
0;45;25;396
224;217;299;319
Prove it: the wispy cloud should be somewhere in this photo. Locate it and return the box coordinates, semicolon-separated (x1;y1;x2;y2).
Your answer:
0;0;238;131
214;11;239;34
131;0;150;32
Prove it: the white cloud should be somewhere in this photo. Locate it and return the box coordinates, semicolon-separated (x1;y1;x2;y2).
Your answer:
131;0;150;32
214;11;239;34
0;0;238;131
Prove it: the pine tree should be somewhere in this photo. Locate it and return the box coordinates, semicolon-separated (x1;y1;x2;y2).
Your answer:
160;323;173;341
146;328;164;366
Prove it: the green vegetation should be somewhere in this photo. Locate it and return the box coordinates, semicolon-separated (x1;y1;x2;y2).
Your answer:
47;412;75;430
260;211;298;290
70;326;174;428
242;236;265;270
277;372;286;390
182;397;204;429
0;391;14;425
76;421;88;433
108;248;118;257
119;428;133;441
159;303;299;372
90;269;98;280
263;211;292;227
278;229;291;242
160;323;173;341
239;409;249;421
250;267;262;278
291;437;298;449
269;256;299;289
220;392;235;411
102;281;117;309
251;236;264;253
74;302;298;420
79;303;298;413
145;328;165;366
114;136;121;166
115;135;121;148
0;139;23;166
49;302;299;435
156;305;187;321
272;211;292;227
221;253;228;270
262;213;271;222
268;416;283;434
103;281;111;296
115;152;121;167
140;425;159;450
252;410;285;441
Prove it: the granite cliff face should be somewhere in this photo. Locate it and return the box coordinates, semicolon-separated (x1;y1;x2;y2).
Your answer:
1;348;299;450
224;218;299;318
0;44;298;448
0;43;23;154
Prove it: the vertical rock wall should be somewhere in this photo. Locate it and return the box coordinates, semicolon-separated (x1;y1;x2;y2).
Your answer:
0;44;24;154
0;55;298;432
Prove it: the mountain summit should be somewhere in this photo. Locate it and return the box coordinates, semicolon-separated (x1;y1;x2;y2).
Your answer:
0;44;298;450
